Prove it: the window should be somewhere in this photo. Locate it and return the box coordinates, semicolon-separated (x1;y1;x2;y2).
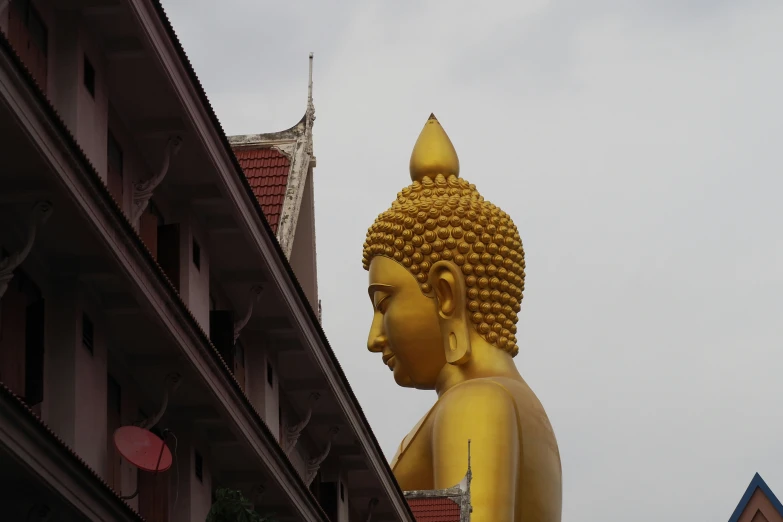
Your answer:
148;201;164;225
82;313;94;354
139;418;170;520
194;450;203;482
192;239;201;270
157;224;181;291
234;342;244;368
84;55;95;97
140;201;163;259
0;267;44;406
8;0;48;89
108;376;121;414
266;360;274;388
107;131;123;203
107;375;122;489
234;341;245;390
107;132;123;176
27;5;47;57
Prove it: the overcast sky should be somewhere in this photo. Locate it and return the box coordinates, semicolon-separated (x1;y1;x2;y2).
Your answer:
162;1;783;519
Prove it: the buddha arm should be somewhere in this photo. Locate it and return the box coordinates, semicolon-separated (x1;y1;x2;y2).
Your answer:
432;381;519;522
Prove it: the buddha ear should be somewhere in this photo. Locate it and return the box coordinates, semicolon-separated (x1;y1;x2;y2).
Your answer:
427;261;472;366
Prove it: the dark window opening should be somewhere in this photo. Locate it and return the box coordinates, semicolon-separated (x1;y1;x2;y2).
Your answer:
83;55;95;97
140;201;163;259
157;224;181;291
82;313;94;354
233;340;245;390
8;0;49;89
148;200;164;225
107;131;123;178
107;131;124;202
27;5;48;56
318;481;338;521
234;342;244;368
107;375;121;414
192;239;200;270
266;360;274;388
107;375;122;489
194;450;203;482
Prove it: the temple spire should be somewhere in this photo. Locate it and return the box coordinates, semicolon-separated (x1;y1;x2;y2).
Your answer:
409;113;460;182
305;52;315;154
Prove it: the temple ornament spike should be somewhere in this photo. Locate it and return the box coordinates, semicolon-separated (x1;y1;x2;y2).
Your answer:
233;285;263;342
132;135;182;222
408;113;459;182
0;201;53;299
304;426;338;486
283;392;320;456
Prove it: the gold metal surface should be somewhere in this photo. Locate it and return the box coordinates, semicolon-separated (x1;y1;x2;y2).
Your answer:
409;114;460;182
363;116;562;521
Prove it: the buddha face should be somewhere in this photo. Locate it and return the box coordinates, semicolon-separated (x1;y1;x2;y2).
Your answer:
367;256;445;389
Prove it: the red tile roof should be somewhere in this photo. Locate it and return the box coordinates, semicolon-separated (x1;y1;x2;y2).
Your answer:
407;497;461;522
233;147;291;233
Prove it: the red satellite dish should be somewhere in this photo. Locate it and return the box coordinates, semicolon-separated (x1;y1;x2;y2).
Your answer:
114;426;172;472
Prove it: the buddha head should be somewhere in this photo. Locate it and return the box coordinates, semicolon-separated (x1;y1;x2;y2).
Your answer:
363;115;526;389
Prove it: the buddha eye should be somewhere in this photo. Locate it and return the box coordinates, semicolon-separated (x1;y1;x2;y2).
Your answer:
376;295;390;313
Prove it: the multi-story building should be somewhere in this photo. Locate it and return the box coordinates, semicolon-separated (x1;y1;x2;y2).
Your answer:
0;0;416;520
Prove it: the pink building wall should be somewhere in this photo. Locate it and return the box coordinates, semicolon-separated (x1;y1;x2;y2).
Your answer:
1;3;333;519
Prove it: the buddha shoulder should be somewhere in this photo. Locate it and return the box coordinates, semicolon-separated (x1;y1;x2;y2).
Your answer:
434;379;518;425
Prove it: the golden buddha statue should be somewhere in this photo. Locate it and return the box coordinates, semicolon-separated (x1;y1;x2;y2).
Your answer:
363;115;562;521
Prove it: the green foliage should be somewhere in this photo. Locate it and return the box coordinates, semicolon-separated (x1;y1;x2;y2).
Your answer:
205;488;277;522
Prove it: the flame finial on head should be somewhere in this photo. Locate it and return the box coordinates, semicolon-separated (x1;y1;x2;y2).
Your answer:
409;114;460;182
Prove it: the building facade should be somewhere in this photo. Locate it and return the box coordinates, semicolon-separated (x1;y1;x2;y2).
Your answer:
0;0;415;520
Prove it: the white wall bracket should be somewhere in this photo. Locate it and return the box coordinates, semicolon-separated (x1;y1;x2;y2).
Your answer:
0;201;53;299
132;135;182;222
283;392;320;456
365;498;379;522
138;372;182;430
233;285;263;343
305;426;338;486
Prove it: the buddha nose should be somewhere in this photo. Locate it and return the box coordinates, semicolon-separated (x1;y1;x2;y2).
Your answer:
367;334;387;353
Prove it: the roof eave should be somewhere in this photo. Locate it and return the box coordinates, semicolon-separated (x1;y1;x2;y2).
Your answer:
129;2;413;518
729;473;783;522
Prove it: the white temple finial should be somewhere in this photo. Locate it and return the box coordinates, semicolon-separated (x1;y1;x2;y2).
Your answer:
308;52;314;108
305;52;315;154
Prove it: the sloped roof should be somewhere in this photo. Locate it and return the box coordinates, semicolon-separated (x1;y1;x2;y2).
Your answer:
729;473;783;522
233;147;291;233
407;497;461;522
